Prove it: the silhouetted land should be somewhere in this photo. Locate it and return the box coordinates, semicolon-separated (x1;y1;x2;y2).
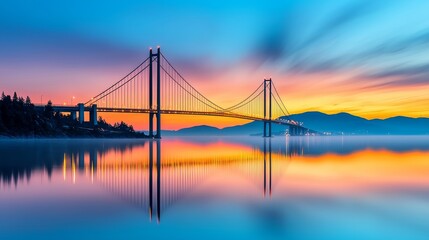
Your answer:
0;92;147;138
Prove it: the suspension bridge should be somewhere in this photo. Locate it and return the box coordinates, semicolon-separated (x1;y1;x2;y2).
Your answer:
41;47;313;138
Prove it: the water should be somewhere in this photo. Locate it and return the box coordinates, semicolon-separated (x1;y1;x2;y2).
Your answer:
1;136;429;240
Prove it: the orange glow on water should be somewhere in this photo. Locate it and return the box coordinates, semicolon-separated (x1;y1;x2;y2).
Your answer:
279;149;429;196
54;139;429;199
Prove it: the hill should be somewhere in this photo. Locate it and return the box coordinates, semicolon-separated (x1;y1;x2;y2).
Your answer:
167;111;429;135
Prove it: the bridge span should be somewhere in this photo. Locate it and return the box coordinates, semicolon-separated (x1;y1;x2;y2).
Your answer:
36;47;315;137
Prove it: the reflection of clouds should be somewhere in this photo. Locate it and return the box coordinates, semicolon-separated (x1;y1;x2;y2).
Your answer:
2;136;429;233
3;136;429;187
276;192;429;238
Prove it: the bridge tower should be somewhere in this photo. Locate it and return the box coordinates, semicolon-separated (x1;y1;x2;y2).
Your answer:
263;78;272;137
148;47;162;138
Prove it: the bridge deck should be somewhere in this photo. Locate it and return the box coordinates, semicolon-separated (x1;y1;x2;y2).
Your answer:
96;107;298;127
33;105;313;132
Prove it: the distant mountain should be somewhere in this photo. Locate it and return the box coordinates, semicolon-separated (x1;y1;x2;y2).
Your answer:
164;111;429;136
287;111;381;135
173;125;221;136
162;121;288;136
289;111;429;135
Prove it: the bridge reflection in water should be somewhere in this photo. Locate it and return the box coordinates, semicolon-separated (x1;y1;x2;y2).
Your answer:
59;138;302;223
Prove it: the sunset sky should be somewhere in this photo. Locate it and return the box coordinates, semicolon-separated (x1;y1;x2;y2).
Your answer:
2;0;429;130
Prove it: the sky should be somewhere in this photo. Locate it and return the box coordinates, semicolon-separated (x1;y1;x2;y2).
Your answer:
2;0;429;130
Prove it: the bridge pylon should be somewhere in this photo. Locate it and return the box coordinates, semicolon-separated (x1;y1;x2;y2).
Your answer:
148;47;162;138
263;78;272;137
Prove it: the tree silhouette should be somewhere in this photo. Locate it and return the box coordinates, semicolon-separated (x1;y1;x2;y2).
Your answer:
0;92;145;137
12;92;18;102
25;96;32;105
18;97;24;104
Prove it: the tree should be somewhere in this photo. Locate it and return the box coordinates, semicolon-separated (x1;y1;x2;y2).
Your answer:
25;96;32;105
1;91;5;100
12;92;18;102
97;116;109;128
2;94;11;104
114;121;135;132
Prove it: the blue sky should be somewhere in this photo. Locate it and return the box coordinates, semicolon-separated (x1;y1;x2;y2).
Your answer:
1;0;294;65
3;0;429;68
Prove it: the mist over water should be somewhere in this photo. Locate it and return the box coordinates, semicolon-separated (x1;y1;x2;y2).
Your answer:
1;136;429;240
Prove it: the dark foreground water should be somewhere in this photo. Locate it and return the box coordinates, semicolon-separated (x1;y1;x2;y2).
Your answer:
1;136;429;240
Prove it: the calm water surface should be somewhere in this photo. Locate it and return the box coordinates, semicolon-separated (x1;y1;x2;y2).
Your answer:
1;136;429;240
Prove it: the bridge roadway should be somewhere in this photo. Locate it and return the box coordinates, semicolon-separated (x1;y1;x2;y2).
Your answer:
34;105;314;135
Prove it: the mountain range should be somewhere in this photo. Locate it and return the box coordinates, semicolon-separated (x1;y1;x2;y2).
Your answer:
163;111;429;136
